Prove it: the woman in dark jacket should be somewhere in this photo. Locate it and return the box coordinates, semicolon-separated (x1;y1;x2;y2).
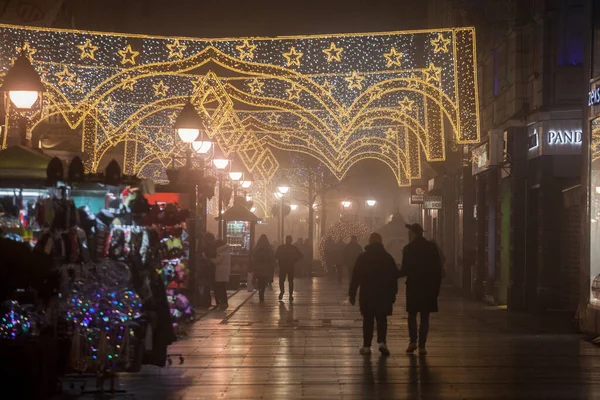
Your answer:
349;232;398;356
251;234;277;302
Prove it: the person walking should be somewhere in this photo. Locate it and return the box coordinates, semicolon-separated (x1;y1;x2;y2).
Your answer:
343;235;363;280
276;235;303;301
213;239;231;309
349;232;398;356
399;223;443;355
334;238;346;283
250;235;277;302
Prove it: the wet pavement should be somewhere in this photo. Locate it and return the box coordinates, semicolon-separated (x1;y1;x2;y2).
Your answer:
82;277;600;399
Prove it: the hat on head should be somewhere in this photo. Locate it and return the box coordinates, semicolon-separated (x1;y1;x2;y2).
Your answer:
405;223;424;235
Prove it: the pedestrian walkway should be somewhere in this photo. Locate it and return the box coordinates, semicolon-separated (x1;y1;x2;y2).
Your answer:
99;278;600;399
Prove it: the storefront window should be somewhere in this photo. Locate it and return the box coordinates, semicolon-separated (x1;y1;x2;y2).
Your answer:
590;118;600;306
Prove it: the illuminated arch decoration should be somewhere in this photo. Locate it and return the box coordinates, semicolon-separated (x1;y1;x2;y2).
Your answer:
0;25;479;190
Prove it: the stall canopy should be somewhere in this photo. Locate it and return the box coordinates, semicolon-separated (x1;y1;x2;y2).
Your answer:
222;204;259;222
0;145;52;180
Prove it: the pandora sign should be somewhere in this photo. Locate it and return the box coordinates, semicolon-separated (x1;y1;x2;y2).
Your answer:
528;120;582;158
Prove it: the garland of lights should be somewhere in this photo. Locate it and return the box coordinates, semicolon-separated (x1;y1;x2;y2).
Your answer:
0;25;479;197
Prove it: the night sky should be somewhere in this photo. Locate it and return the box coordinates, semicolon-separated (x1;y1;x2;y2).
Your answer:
67;0;429;38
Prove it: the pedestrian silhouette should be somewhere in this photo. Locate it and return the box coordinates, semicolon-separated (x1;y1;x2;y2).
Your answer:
250;234;276;302
349;232;398;356
276;235;303;302
399;223;443;355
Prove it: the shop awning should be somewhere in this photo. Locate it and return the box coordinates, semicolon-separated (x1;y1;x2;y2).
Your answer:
222;204;259;222
0;145;52;180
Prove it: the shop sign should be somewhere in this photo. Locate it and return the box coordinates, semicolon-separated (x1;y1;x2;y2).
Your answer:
423;195;442;209
471;142;490;175
528;120;582;158
410;185;428;205
589;87;600;106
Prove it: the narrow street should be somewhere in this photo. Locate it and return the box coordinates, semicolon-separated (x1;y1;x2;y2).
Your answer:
96;277;600;399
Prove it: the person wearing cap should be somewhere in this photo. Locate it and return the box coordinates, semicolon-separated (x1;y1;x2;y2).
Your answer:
399;223;443;355
349;232;398;356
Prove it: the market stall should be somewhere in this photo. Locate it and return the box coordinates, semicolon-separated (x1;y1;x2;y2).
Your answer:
222;203;259;288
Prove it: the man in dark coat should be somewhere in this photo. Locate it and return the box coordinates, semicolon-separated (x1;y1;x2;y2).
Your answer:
276;235;304;302
343;235;363;280
399;223;443;355
349;232;398;356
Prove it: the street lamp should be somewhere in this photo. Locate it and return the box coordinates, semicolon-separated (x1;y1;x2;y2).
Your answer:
341;200;352;209
192;140;213;155
213;157;230;239
366;199;377;207
229;171;243;181
174;101;206;306
0;55;44;147
240;180;253;189
290;204;298;211
276;183;290;244
366;199;377;230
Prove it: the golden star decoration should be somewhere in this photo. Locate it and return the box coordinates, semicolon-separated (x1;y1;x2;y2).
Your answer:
322;80;334;94
431;33;451;53
385;128;396;141
267;112;280;124
370;86;384;100
77;39;98;60
381;144;392;154
153;80;169;97
99;98;116;114
286;84;302;100
56;65;76;87
166;39;187;59
424;62;441;84
323;42;343;62
236;40;257;60
248;78;264;94
398;96;414;113
283;46;303;67
73;78;87;94
345;71;365;90
191;77;207;93
298;119;308;130
281;132;291;143
16;42;36;61
168;111;178;125
122;78;136;91
384;47;403;67
118;44;140;66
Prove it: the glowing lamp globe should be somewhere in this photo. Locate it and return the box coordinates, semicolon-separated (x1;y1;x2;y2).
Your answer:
277;185;290;195
192;141;212;154
0;56;44;110
174;102;203;143
9;91;39;109
342;201;352;209
290;204;298;211
274;192;283;199
250;207;256;213
240;180;253;189
366;199;377;207
229;171;243;181
212;158;229;170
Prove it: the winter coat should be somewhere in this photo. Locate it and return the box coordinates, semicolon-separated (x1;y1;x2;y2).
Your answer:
251;246;276;278
275;244;303;269
343;241;363;268
349;242;399;316
214;244;231;283
399;236;443;313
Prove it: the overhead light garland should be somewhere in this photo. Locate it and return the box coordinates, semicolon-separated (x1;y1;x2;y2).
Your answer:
0;24;479;192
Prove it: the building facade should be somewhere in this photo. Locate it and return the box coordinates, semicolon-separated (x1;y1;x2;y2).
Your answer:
429;0;585;312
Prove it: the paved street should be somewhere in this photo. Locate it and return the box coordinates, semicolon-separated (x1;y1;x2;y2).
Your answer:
86;277;600;399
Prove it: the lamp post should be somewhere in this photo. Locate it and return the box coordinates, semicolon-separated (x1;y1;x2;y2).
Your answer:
366;199;377;231
213;158;230;239
277;183;290;244
228;171;243;199
290;204;298;238
174;101;205;305
0;55;44;147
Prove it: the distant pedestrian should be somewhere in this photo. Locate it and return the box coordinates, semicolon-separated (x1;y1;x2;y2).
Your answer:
213;239;231;309
343;235;363;280
349;232;398;356
399;224;443;355
334;238;345;283
251;234;277;302
276;235;303;301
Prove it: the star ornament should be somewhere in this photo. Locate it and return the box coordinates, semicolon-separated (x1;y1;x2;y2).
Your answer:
322;80;334;94
56;65;76;87
166;39;187;59
153;80;169;97
384;47;403;67
267;112;280;124
431;33;451;53
77;39;98;60
283;46;303;67
122;78;136;91
345;71;365;90
17;42;37;61
236;40;257;60
398;96;414;113
323;42;343;62
424;63;442;84
286;84;302;100
118;44;140;65
248;78;264;94
385;128;396;141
